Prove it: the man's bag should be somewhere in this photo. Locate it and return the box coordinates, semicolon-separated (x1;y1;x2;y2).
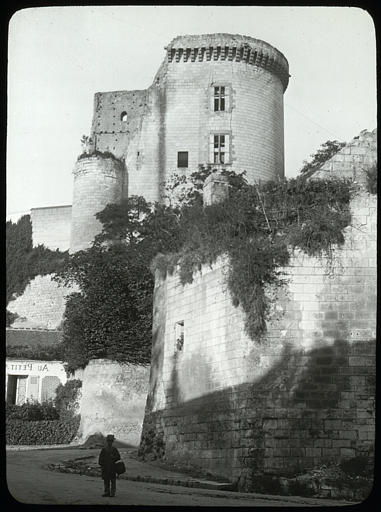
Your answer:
115;459;126;475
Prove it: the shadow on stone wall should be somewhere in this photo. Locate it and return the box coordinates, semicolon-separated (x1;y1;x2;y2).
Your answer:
140;337;375;491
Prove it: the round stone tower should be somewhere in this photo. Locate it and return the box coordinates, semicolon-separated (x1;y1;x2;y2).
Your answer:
69;153;127;253
156;33;289;185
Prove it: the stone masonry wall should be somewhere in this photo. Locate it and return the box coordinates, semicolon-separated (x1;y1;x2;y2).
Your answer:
141;189;376;489
162;57;285;184
31;205;72;251
70;155;126;253
7;274;78;329
76;359;150;446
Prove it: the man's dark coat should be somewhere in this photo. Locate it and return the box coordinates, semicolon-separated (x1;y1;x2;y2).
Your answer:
98;445;121;478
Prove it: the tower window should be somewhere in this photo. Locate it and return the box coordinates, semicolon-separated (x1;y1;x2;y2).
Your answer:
121;112;128;122
177;151;188;168
214;86;226;111
211;84;230;112
210;133;230;164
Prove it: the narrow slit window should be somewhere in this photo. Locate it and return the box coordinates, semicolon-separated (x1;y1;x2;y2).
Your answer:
175;321;184;351
177;151;188;168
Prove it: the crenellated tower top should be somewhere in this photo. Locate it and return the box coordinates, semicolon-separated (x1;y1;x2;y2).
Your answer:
165;33;290;91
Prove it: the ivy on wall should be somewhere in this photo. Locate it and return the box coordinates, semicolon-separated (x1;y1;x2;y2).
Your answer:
153;170;354;340
6;215;69;325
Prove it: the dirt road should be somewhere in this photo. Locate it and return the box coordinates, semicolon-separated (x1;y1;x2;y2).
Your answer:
6;448;352;506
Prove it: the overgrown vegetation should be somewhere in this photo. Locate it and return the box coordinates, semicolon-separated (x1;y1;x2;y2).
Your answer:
57;164;354;371
299;140;345;176
152;169;353;339
77;149;125;166
6;215;69;325
364;163;377;194
250;457;374;501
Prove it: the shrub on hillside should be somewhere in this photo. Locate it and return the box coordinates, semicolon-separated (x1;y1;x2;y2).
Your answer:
54;379;82;420
6;401;59;421
364;164;377;194
6;416;80;445
6;381;82;445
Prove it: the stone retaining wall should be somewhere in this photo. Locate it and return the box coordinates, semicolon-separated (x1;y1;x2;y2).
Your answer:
141;190;376;489
76;359;150;446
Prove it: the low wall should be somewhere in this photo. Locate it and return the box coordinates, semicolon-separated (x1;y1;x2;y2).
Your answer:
76;359;150;446
141;191;376;488
31;205;72;251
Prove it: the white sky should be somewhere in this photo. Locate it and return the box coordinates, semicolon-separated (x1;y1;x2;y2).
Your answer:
7;5;376;219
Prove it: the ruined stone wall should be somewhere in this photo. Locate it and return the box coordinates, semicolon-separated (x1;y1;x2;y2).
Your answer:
76;359;150;446
90;89;147;162
141;189;376;488
313;129;377;183
31;205;72;251
7;274;78;329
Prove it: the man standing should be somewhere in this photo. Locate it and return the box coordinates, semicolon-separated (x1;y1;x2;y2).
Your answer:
98;434;121;497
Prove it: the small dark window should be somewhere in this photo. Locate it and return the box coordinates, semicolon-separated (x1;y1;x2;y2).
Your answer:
177;151;188;168
121;112;128;122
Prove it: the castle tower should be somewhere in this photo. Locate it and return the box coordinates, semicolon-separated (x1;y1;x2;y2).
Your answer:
89;34;289;205
71;34;289;250
159;34;289;185
69;153;127;253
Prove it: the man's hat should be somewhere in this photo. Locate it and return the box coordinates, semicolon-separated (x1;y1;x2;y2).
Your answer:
106;434;115;441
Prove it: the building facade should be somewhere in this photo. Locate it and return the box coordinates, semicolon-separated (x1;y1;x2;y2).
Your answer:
5;329;67;405
6;359;67;405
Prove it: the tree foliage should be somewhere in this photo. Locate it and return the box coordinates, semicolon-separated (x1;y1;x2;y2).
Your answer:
6;215;33;304
55;195;176;372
